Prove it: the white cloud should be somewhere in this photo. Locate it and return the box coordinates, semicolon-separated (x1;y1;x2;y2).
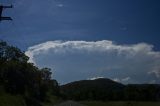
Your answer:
88;77;104;80
113;78;121;82
25;40;160;84
122;77;130;82
113;77;131;83
56;4;64;7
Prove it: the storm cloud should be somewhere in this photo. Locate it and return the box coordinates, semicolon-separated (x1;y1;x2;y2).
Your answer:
25;40;160;84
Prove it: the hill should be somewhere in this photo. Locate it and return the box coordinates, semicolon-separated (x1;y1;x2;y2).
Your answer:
61;78;125;100
61;78;160;101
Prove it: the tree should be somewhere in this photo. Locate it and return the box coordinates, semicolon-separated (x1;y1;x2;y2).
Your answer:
0;41;60;105
0;40;29;62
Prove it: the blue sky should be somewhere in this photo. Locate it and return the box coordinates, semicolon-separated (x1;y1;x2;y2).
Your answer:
1;0;160;50
0;0;160;84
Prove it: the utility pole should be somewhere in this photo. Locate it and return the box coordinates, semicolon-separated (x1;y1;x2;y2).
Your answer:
0;4;13;21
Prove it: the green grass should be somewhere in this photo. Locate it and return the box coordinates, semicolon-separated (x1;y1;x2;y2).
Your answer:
0;86;62;106
42;95;63;106
0;86;26;106
81;101;160;106
0;93;26;106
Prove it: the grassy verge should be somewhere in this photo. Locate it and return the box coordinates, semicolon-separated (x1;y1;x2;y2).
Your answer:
0;93;26;106
42;95;63;106
81;101;160;106
0;86;25;106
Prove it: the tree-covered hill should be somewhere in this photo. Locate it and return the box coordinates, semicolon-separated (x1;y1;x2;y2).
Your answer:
61;78;160;101
61;78;125;100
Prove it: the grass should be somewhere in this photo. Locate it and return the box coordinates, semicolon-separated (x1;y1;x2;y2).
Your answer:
42;95;63;106
0;86;26;106
81;101;160;106
0;86;62;106
0;92;26;106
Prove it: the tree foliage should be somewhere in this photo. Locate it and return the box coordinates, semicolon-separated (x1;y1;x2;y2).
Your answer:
0;41;60;106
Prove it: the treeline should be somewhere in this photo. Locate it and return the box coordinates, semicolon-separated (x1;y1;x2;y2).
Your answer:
125;84;160;101
0;41;60;106
61;78;160;101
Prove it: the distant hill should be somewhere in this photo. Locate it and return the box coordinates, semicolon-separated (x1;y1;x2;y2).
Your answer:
60;78;160;101
61;78;125;100
62;78;125;88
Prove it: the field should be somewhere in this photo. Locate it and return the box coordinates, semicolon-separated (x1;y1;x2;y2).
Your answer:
81;101;160;106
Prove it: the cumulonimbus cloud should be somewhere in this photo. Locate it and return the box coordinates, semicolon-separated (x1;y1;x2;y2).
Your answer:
25;40;160;84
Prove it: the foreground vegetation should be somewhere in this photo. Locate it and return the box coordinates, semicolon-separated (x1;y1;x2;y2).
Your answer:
0;41;60;106
81;101;160;106
0;91;25;106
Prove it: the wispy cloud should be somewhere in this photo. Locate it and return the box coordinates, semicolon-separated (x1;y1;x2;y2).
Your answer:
88;77;104;80
113;77;130;83
56;4;64;7
25;40;160;84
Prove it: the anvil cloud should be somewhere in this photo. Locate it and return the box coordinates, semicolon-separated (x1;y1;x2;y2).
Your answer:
25;40;160;84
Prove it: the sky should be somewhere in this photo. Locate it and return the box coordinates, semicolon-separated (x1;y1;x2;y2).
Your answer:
0;0;160;84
